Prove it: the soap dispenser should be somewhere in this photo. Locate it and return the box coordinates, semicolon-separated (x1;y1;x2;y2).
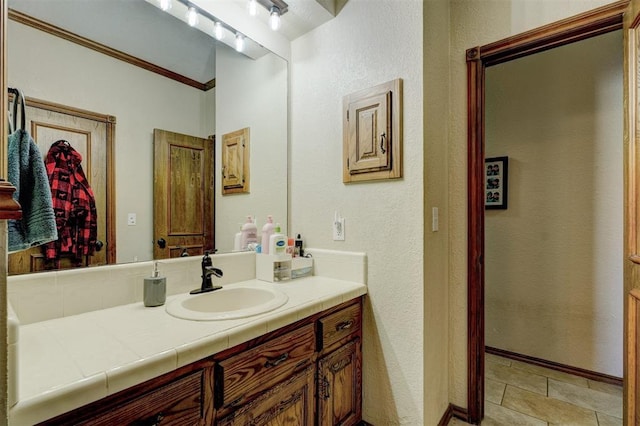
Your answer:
144;261;166;307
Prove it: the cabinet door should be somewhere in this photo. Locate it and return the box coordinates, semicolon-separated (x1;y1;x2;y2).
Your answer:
345;91;391;174
317;339;361;426
221;127;249;194
218;366;315;426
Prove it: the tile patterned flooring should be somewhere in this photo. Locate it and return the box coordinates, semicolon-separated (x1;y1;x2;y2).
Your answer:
450;353;623;426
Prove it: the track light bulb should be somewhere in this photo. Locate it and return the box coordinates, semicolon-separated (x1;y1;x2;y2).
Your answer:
269;6;281;31
186;7;198;27
247;0;258;16
235;33;245;52
214;22;224;40
159;0;172;11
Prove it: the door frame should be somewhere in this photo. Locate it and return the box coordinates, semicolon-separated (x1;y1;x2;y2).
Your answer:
465;1;628;423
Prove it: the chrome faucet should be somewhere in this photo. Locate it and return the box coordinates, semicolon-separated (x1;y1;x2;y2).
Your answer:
190;252;223;295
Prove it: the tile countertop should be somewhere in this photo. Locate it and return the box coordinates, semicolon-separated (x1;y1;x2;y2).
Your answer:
9;276;367;426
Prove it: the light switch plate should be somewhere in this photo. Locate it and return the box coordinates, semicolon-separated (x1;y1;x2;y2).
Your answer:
333;217;345;241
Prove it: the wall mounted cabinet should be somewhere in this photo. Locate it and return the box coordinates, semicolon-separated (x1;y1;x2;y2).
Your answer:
221;127;250;195
343;79;402;183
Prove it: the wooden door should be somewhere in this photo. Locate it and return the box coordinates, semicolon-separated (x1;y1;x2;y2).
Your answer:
217;366;315;426
317;339;362;426
153;129;214;259
8;98;114;274
626;1;640;423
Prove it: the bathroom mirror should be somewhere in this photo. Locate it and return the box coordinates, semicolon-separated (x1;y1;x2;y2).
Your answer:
6;0;288;273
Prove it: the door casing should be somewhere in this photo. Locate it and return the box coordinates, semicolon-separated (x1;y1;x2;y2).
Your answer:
465;1;629;423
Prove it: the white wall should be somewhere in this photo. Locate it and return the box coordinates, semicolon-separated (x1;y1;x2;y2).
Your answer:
215;44;288;252
449;0;620;407
7;20;213;264
290;0;429;423
485;31;623;377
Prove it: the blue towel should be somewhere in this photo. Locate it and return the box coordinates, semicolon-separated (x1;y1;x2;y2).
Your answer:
8;129;58;252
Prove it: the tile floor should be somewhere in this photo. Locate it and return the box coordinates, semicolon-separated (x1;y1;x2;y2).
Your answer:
450;353;623;426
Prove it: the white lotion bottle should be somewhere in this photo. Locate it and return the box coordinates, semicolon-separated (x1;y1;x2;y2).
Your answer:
261;215;275;254
269;223;287;256
240;215;257;250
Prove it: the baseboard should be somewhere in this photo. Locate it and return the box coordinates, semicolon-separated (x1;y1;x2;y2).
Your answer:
486;346;623;386
438;404;470;425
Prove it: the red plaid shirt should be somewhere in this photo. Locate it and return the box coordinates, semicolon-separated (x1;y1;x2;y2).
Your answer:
44;141;97;263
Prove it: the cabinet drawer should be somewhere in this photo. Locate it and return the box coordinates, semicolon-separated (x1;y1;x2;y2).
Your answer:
216;323;315;409
317;302;361;351
77;370;204;426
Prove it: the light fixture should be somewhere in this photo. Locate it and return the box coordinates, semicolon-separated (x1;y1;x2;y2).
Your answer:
245;0;288;30
159;0;172;11
213;22;224;41
268;6;281;31
235;33;245;52
186;6;198;27
247;0;258;17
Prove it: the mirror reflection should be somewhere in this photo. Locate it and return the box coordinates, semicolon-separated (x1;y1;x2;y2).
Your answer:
6;0;288;274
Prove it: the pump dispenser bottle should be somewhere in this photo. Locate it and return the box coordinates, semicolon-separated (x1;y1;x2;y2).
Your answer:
269;223;287;257
144;261;166;307
240;215;258;250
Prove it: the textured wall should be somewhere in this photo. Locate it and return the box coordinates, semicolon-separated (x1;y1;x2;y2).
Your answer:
290;0;426;423
448;0;619;407
485;31;623;377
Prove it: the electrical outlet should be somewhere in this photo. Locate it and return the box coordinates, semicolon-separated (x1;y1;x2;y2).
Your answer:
333;216;345;241
127;213;137;226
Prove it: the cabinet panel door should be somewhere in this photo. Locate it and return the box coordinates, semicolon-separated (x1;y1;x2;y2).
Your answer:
218;366;315;426
221;127;249;194
318;339;361;426
346;92;391;174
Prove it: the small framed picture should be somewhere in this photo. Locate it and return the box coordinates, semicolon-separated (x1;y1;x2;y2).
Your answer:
485;156;508;210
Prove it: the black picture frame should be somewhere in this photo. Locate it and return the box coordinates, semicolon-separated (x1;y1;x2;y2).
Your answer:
484;156;508;210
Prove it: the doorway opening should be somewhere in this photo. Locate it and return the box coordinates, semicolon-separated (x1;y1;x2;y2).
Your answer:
465;1;628;423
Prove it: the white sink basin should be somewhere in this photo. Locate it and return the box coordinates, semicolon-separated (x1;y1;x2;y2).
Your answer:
166;286;288;321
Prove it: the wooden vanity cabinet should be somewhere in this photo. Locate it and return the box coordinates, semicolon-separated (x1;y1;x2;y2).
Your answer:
36;297;363;426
